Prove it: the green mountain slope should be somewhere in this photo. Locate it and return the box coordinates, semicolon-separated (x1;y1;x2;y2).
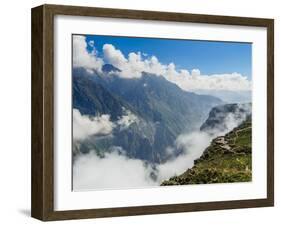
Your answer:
161;119;252;185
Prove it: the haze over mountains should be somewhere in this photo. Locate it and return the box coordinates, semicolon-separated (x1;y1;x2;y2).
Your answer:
73;65;222;163
72;35;252;190
72;66;252;190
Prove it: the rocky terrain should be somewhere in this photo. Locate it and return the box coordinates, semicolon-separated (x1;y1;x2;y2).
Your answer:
161;119;252;185
200;103;251;134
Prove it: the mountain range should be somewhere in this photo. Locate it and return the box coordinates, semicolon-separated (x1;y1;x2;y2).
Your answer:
73;65;223;163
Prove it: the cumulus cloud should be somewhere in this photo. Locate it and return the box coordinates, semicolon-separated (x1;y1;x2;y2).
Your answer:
101;43;251;91
73;109;114;141
73;35;103;72
163;66;251;92
191;69;201;77
103;44;127;69
73;36;251;91
172;72;251;91
103;44;144;78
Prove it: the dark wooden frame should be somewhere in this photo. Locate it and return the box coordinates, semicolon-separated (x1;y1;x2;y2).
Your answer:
31;4;274;221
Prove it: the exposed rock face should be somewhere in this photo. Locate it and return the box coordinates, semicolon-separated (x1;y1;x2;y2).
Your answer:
200;103;251;134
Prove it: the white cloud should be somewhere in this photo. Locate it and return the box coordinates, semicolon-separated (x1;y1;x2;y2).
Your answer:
73;36;251;91
103;44;127;69
88;40;95;48
100;43;251;91
73;35;103;72
157;105;251;182
157;131;211;182
172;71;251;91
117;110;139;130
73;129;214;190
73;150;157;190
191;69;201;77
73;105;250;190
73;107;140;141
103;44;144;78
72;38;253;190
73;109;114;141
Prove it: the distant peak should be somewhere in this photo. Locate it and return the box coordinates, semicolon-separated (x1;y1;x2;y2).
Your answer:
102;64;121;73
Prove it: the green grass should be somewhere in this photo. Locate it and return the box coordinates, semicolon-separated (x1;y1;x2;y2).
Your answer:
235;128;252;147
161;119;252;186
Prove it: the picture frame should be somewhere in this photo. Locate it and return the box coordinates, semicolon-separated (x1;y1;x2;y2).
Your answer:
31;4;274;221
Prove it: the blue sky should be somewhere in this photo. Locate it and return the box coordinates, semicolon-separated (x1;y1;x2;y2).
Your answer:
83;34;252;80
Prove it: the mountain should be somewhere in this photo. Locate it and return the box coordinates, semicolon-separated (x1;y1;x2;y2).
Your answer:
161;118;252;185
92;70;223;134
73;71;128;121
72;66;223;163
102;63;121;73
200;103;251;134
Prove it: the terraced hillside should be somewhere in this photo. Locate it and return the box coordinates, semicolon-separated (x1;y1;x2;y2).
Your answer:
161;119;252;185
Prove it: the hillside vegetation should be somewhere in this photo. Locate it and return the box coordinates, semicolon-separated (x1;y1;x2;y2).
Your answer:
161;119;252;185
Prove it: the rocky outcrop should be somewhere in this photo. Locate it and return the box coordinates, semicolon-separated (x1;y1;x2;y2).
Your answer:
161;119;252;185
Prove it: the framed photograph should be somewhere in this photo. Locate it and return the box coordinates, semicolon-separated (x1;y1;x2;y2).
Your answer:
31;4;274;221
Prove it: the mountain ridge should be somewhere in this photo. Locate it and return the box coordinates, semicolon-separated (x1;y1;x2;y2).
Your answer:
161;118;252;185
200;103;251;133
72;66;223;163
